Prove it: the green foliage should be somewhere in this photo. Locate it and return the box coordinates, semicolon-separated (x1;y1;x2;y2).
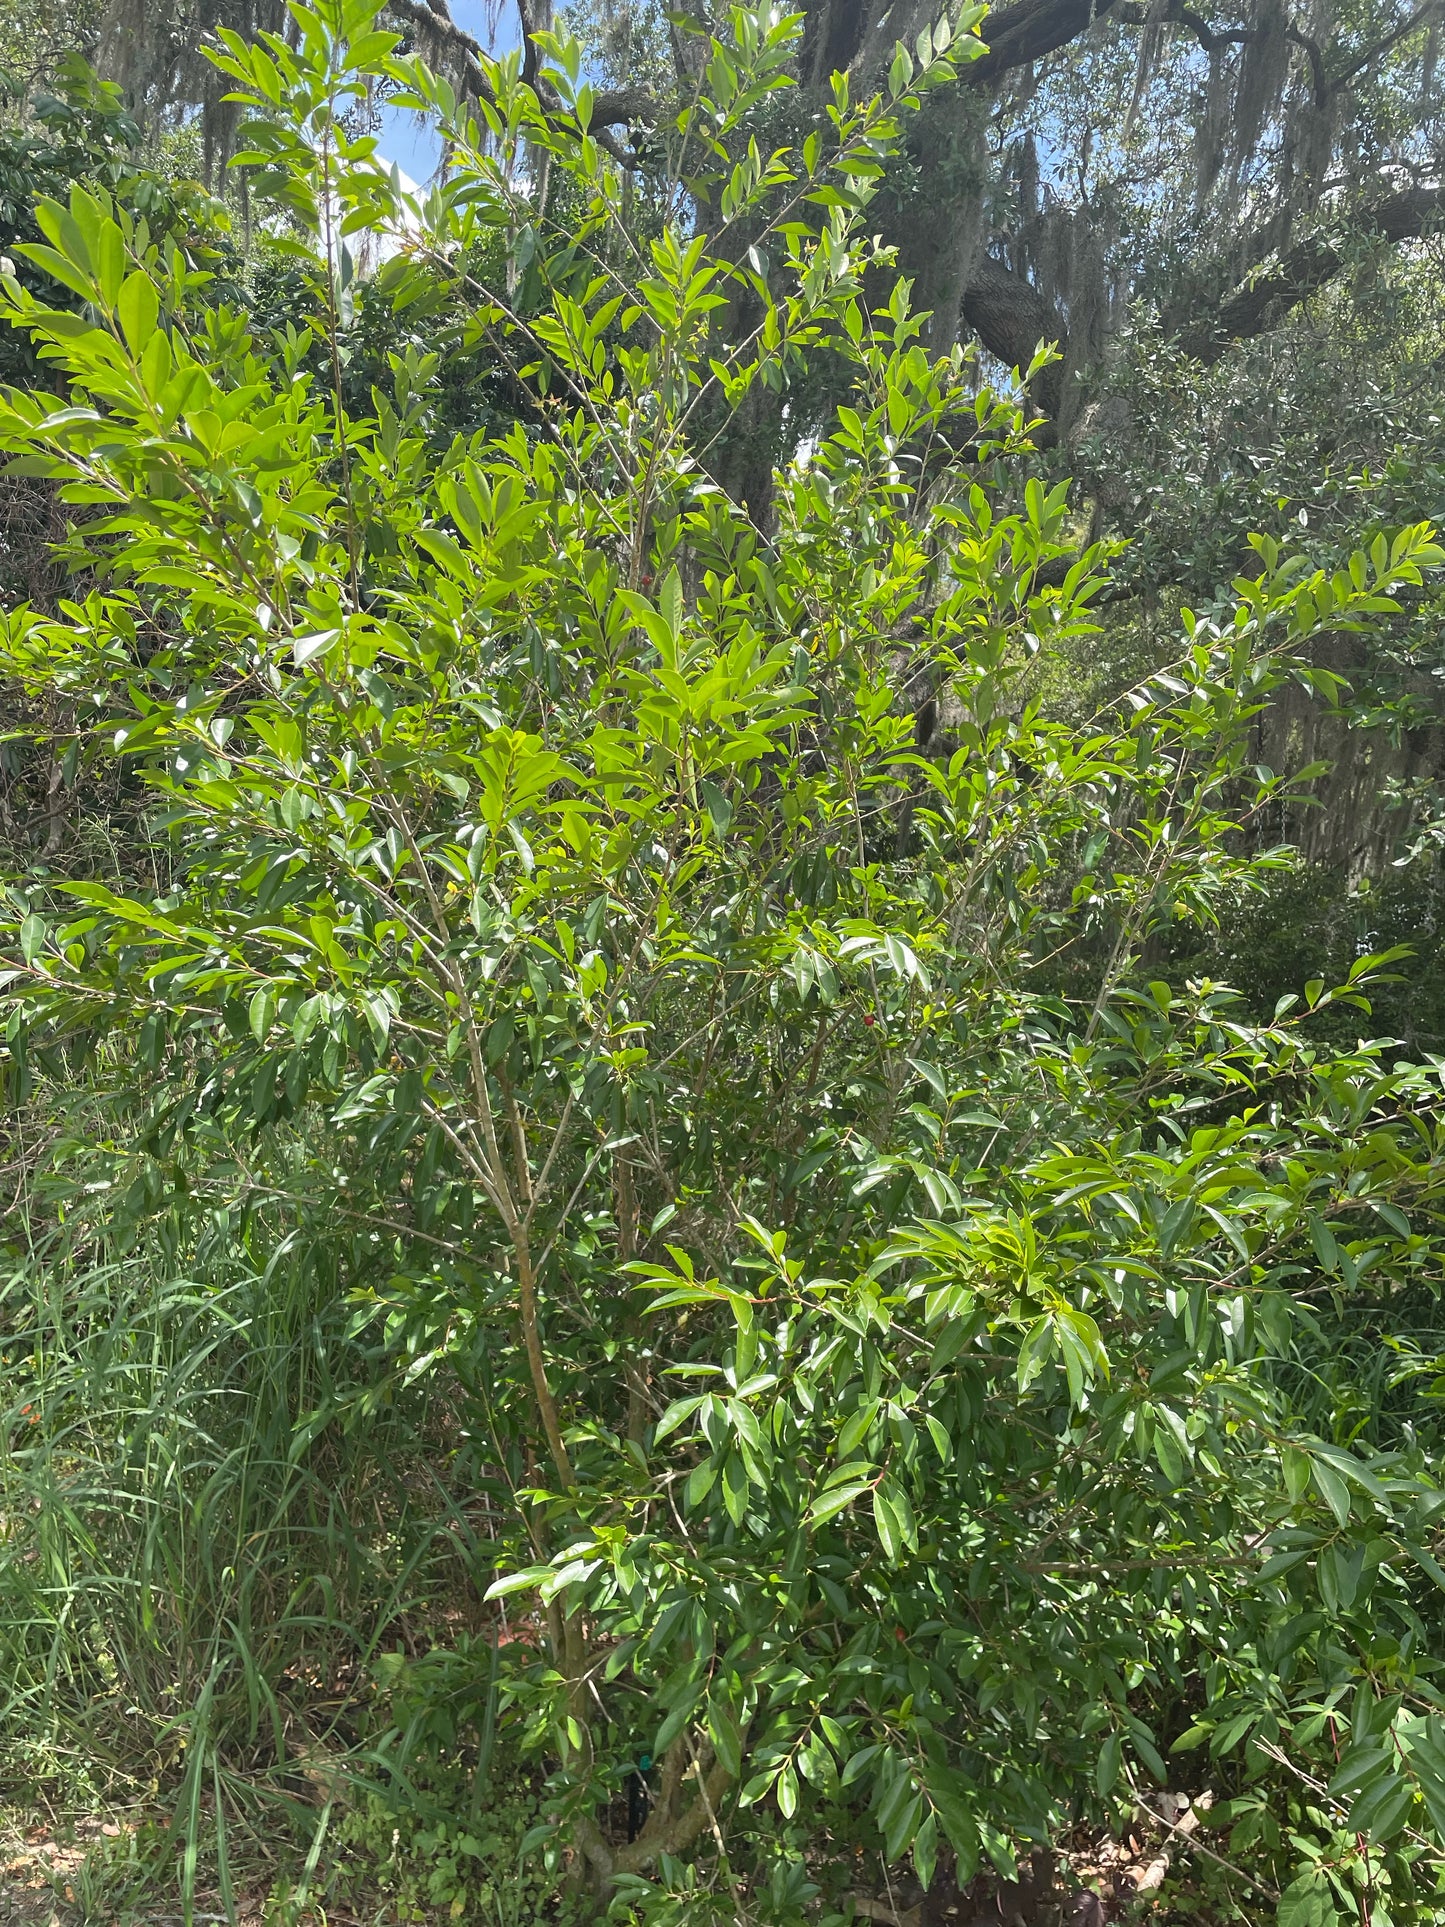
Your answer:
0;59;230;387
0;0;103;95
3;1;1445;1919
1170;861;1445;1057
327;1756;566;1926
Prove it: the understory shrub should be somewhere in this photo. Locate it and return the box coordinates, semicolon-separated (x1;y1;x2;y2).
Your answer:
2;2;1445;1919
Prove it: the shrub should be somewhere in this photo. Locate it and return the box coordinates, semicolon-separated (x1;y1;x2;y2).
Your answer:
3;2;1445;1916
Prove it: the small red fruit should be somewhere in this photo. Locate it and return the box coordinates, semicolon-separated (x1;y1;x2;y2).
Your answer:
863;1014;876;1027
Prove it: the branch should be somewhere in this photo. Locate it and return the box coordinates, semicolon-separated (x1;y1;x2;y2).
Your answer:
1176;182;1445;362
1326;0;1442;92
971;0;1436;102
388;0;1437;136
611;1753;735;1876
966;0;1126;82
959;254;1067;421
384;0;657;130
516;0;548;89
1116;0;1329;106
385;0;489;92
847;1899;922;1927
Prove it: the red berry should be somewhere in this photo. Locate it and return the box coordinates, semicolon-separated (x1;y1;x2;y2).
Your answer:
863;1014;875;1027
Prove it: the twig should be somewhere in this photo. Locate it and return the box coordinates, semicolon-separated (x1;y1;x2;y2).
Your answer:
686;1739;748;1927
1134;1796;1280;1902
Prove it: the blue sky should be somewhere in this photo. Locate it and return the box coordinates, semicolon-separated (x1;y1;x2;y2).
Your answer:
378;0;520;184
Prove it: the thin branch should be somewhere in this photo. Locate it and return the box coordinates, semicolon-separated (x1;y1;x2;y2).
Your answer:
1117;0;1329;107
385;0;657;130
1326;0;1442;91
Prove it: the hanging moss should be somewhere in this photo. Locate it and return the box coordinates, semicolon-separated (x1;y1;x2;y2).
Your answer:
1231;0;1292;180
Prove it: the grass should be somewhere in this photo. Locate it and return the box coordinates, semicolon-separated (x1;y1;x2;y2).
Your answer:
0;1210;506;1923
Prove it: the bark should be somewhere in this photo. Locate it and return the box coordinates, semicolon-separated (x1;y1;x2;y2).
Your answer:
1116;0;1329;107
396;0;1440;447
394;0;1442;496
571;1749;736;1892
801;0;874;86
884;88;989;355
617;1154;651;1449
956;180;1444;440
40;755;66;859
1249;636;1445;873
959;255;1067;417
966;0;1125;82
394;0;1134;138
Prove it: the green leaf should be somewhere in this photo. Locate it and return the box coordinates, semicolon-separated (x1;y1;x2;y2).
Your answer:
722;1451;749;1526
1277;1873;1338;1927
808;1479;873;1527
873;1481;902;1563
1310;1457;1351;1527
483;1567;550;1600
1348;1766;1414;1843
18;914;46;964
1307;1212;1338;1273
1282;1445;1312;1502
1405;1540;1445;1594
700;778;733;837
1371;1198;1411;1239
292;629;340;668
1152;1419;1182;1484
654;1395;705;1442
705;1699;742;1779
117;272;160;352
911;1810;938;1890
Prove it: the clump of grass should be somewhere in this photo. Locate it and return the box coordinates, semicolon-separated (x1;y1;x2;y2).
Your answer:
0;1220;495;1920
